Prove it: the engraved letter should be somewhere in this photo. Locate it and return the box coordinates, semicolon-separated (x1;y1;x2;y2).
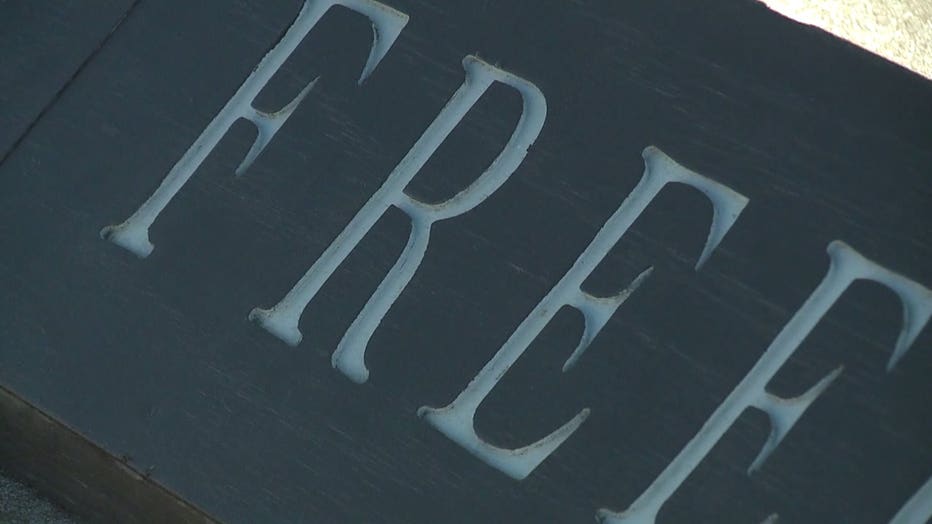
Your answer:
417;147;749;480
597;241;932;524
250;56;548;385
100;0;408;257
891;475;932;524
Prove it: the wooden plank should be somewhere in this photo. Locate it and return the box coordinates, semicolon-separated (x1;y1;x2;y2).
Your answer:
0;384;214;522
0;1;929;522
0;0;137;159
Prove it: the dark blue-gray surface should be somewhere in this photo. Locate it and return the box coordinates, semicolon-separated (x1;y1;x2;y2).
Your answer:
0;0;135;158
1;1;930;522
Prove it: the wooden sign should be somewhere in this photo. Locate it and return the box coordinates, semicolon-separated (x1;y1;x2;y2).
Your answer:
1;1;930;522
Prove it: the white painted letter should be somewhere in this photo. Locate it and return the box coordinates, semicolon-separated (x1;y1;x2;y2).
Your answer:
101;0;408;257
417;147;749;480
250;56;548;385
597;241;932;524
891;475;932;524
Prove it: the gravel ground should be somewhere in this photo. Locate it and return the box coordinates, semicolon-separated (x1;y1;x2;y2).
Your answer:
763;0;932;79
0;472;76;524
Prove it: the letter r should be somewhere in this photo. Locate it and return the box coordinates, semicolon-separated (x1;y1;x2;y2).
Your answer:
250;56;547;387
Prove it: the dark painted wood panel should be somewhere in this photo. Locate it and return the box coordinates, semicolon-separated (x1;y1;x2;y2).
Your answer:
0;384;214;523
1;1;930;522
0;0;136;158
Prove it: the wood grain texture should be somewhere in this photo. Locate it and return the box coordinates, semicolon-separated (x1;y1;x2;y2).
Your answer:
0;0;136;159
0;384;215;523
0;1;930;522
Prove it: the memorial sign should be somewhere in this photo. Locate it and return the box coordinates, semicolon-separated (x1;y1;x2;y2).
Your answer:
1;0;930;522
